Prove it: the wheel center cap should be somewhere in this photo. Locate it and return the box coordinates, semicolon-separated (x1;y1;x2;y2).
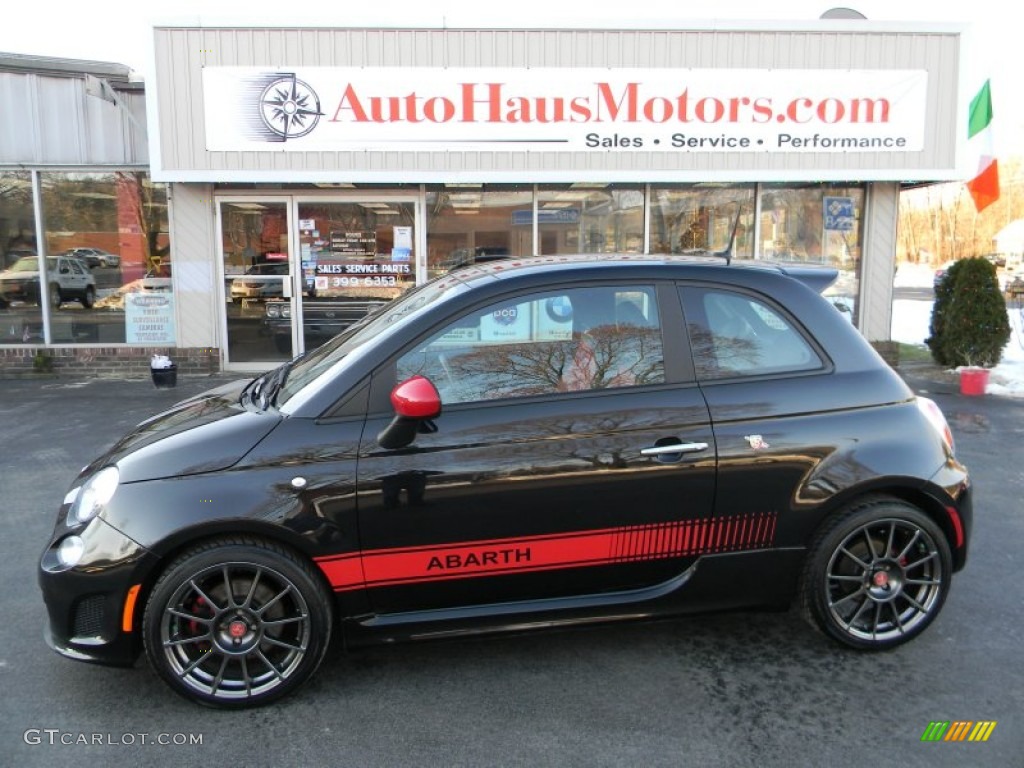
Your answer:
228;619;248;639
872;571;889;587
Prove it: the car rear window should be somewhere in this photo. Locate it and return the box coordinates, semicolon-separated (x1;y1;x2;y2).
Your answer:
682;287;822;380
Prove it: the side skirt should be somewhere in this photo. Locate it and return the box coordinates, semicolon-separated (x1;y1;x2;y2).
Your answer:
341;548;805;647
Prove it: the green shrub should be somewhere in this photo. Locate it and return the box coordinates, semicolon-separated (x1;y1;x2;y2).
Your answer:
926;258;1010;367
32;351;53;373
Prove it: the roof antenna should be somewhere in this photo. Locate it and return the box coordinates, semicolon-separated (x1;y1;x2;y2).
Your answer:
711;201;743;265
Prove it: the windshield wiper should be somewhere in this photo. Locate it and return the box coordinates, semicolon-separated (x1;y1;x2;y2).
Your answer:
240;375;262;407
257;362;292;409
241;367;281;410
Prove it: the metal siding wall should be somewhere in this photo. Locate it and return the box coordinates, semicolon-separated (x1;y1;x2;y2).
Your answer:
153;27;962;179
36;78;85;163
0;72;147;166
0;74;41;163
860;182;899;342
168;183;218;348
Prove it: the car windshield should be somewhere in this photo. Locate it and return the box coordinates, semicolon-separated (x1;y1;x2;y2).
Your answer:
276;274;466;406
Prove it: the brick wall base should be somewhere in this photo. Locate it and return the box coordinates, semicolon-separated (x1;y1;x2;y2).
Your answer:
870;341;900;367
0;347;221;378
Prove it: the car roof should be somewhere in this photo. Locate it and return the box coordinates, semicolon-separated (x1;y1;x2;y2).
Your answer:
446;254;838;294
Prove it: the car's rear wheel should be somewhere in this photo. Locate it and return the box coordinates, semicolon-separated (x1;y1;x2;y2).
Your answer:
143;538;332;708
48;283;61;308
800;497;951;649
81;286;95;308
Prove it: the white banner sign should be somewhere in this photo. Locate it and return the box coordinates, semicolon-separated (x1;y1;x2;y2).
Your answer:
125;292;176;344
203;67;928;153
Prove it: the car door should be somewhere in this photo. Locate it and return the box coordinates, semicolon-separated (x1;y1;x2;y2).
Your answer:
352;281;719;616
680;284;837;554
60;258;87;295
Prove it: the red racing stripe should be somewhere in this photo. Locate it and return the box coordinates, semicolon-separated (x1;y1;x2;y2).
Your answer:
314;513;778;592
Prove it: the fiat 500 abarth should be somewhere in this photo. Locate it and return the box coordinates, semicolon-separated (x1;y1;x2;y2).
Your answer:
39;255;971;708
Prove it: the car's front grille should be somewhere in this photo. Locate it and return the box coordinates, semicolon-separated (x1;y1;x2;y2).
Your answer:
71;595;106;638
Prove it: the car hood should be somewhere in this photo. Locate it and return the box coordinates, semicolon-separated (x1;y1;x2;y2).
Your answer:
85;379;283;483
0;269;39;280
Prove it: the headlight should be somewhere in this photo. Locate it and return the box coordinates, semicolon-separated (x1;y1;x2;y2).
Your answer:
68;466;119;526
281;305;291;319
267;304;280;318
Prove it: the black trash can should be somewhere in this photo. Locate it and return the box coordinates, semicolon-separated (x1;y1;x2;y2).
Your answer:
151;363;177;388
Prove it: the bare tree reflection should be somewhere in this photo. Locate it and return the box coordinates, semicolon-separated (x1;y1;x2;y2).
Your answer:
432;323;665;401
687;324;759;378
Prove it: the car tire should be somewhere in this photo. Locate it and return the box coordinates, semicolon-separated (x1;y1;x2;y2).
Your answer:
81;286;95;308
799;497;951;650
48;283;61;308
143;537;333;709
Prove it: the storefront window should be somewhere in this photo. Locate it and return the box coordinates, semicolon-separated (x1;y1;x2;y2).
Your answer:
221;201;291;363
297;200;417;353
759;184;864;323
425;185;532;279
40;172;171;344
538;184;644;255
649;184;755;258
0;172;41;344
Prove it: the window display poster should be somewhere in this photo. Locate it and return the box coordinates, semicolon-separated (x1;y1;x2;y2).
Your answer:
126;292;176;344
393;226;413;262
824;197;855;231
481;302;532;342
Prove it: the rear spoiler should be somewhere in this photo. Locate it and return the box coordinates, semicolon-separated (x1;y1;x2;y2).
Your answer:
775;265;840;294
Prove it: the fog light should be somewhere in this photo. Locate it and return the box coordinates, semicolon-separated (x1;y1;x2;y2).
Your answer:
56;536;85;568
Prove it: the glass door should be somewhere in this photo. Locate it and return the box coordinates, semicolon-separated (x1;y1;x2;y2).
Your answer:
218;199;295;367
293;199;418;355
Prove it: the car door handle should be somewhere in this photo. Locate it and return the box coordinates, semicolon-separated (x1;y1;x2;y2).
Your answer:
640;442;709;456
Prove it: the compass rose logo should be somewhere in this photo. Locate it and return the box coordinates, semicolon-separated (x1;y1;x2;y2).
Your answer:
257;75;323;140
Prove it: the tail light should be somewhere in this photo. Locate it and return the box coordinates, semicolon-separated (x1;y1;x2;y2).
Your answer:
917;397;955;454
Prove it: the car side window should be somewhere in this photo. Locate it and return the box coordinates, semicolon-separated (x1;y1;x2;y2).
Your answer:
397;285;664;404
683;287;822;380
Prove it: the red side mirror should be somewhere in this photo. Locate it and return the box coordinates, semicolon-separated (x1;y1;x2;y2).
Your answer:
390;375;442;420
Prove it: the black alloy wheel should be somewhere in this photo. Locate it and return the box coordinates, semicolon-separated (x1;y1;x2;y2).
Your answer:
81;286;95;308
143;538;332;708
801;498;952;649
48;283;61;308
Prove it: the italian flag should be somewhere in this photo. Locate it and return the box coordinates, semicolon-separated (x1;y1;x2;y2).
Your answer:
966;79;999;212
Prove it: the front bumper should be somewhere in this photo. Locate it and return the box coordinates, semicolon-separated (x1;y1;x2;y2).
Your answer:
39;517;155;666
0;281;40;302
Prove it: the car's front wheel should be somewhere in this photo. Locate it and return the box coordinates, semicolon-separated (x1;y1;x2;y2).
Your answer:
48;283;61;308
800;497;951;649
81;286;95;308
143;537;333;708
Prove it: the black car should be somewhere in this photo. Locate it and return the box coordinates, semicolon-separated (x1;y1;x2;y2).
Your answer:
265;296;388;353
39;255;971;708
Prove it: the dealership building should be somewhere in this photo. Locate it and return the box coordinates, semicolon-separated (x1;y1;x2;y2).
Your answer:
0;18;971;375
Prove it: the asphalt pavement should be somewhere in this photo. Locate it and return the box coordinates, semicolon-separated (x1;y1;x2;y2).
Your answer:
0;369;1021;767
